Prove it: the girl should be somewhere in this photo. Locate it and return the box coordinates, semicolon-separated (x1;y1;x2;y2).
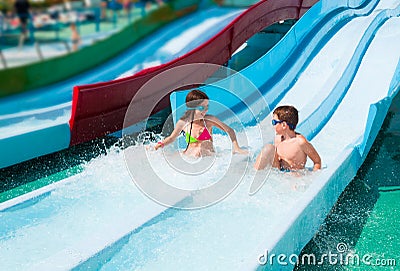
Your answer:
155;89;247;157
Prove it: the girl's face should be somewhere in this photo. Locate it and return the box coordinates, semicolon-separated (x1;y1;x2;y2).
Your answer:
195;100;209;118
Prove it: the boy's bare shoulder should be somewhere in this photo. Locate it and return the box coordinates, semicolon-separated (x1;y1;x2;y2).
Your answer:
295;133;309;144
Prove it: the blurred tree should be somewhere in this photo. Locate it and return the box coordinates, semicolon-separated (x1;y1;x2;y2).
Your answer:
1;0;84;12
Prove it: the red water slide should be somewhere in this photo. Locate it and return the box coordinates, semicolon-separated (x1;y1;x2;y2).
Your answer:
69;0;318;146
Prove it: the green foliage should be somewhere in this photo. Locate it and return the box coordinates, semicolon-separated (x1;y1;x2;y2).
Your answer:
0;0;12;12
0;0;68;13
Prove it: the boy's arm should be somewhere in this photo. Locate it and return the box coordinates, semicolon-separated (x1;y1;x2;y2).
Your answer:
300;137;321;171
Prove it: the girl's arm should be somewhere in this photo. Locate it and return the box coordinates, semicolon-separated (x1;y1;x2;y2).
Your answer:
207;115;248;154
155;120;185;150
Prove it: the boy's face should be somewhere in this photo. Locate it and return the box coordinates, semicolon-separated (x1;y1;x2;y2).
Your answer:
272;114;285;134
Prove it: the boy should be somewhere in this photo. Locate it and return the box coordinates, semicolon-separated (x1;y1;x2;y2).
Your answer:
254;105;321;171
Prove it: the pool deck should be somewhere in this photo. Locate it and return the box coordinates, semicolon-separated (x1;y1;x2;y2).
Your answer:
0;6;149;69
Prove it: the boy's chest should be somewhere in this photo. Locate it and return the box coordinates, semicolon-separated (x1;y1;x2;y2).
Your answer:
276;140;304;160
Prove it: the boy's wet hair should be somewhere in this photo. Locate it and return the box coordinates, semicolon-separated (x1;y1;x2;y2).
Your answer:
273;105;298;130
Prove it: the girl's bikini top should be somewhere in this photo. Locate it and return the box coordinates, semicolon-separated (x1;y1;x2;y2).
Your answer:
184;119;212;143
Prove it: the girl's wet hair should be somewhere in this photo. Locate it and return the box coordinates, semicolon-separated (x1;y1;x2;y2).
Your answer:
180;89;209;121
185;89;209;109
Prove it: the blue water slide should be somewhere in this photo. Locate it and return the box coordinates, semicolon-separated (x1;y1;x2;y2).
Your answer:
171;0;380;127
0;6;244;169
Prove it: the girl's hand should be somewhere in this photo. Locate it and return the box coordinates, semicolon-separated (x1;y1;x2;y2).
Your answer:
154;141;164;151
233;147;249;155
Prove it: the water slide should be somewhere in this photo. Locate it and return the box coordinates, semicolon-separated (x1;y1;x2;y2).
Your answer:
0;4;247;168
1;0;399;270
